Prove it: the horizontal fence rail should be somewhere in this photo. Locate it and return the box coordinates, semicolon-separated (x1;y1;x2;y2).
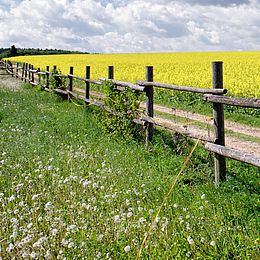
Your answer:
137;80;228;95
203;94;260;108
1;59;259;186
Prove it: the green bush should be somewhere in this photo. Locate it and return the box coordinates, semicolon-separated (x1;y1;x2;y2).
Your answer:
97;81;144;140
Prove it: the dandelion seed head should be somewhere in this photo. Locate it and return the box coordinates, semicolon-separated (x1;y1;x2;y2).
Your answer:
187;236;194;245
114;215;120;223
210;240;216;246
124;245;131;252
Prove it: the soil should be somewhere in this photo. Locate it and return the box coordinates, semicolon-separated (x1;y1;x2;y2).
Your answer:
1;68;259;157
141;104;260;157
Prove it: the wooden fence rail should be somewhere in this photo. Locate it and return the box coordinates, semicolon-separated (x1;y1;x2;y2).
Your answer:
1;59;259;186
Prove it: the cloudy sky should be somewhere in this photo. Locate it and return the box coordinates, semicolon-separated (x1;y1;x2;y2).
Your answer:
0;0;259;53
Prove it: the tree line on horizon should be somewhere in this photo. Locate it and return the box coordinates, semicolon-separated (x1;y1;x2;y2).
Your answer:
0;45;88;59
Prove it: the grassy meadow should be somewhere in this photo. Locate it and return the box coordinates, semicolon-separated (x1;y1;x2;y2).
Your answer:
0;83;259;259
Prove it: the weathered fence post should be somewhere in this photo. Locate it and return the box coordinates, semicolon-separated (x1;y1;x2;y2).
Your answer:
37;68;41;85
11;62;14;77
68;66;74;92
21;63;25;81
16;62;19;78
108;66;114;80
24;63;28;82
28;64;31;82
85;66;90;103
145;66;154;145
46;66;49;88
212;61;226;185
31;65;34;84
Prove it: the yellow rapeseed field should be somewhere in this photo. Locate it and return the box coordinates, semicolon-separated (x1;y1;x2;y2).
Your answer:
9;51;260;97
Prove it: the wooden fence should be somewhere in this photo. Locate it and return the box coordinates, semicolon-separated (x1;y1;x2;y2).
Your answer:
1;59;259;186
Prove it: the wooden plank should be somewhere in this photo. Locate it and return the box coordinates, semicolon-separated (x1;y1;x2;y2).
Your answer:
99;78;145;91
30;81;38;86
55;74;68;78
204;142;260;168
203;94;260;108
54;88;68;95
137;80;227;94
140;116;214;143
68;74;85;81
29;69;39;73
74;87;85;94
67;74;102;85
38;72;46;75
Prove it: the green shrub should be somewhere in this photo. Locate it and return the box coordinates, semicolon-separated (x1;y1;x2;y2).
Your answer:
97;81;144;140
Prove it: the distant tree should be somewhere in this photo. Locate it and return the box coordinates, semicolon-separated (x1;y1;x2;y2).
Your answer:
11;45;17;56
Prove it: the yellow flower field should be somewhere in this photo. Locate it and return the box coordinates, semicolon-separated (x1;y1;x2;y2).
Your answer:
9;51;260;97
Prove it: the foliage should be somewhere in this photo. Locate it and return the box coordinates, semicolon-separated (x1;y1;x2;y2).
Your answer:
0;47;87;59
0;85;259;259
97;81;143;140
48;68;67;90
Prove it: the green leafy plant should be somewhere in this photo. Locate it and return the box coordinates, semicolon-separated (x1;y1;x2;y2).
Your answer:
49;68;67;90
97;81;143;140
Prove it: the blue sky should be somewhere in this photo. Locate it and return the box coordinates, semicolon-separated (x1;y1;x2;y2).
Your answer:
0;0;259;53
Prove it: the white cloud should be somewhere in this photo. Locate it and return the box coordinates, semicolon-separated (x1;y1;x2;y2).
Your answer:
0;0;259;53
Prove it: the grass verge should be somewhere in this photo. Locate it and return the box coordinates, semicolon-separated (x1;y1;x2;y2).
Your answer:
0;84;259;259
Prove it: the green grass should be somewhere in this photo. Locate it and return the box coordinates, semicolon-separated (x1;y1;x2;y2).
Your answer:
0;84;259;259
80;80;260;128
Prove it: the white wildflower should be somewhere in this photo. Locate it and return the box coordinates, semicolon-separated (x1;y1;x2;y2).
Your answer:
187;236;194;245
210;241;216;246
139;217;146;224
201;194;206;199
127;212;133;218
32;194;40;200
30;252;38;259
62;238;69;245
51;228;58;236
114;215;120;223
45;201;53;210
9;195;15;202
6;243;14;253
68;242;74;248
10;218;18;225
124;245;131;252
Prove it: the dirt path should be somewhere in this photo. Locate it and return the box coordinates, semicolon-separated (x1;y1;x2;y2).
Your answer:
1;69;259;157
0;72;22;91
151;104;260;138
139;105;260;157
